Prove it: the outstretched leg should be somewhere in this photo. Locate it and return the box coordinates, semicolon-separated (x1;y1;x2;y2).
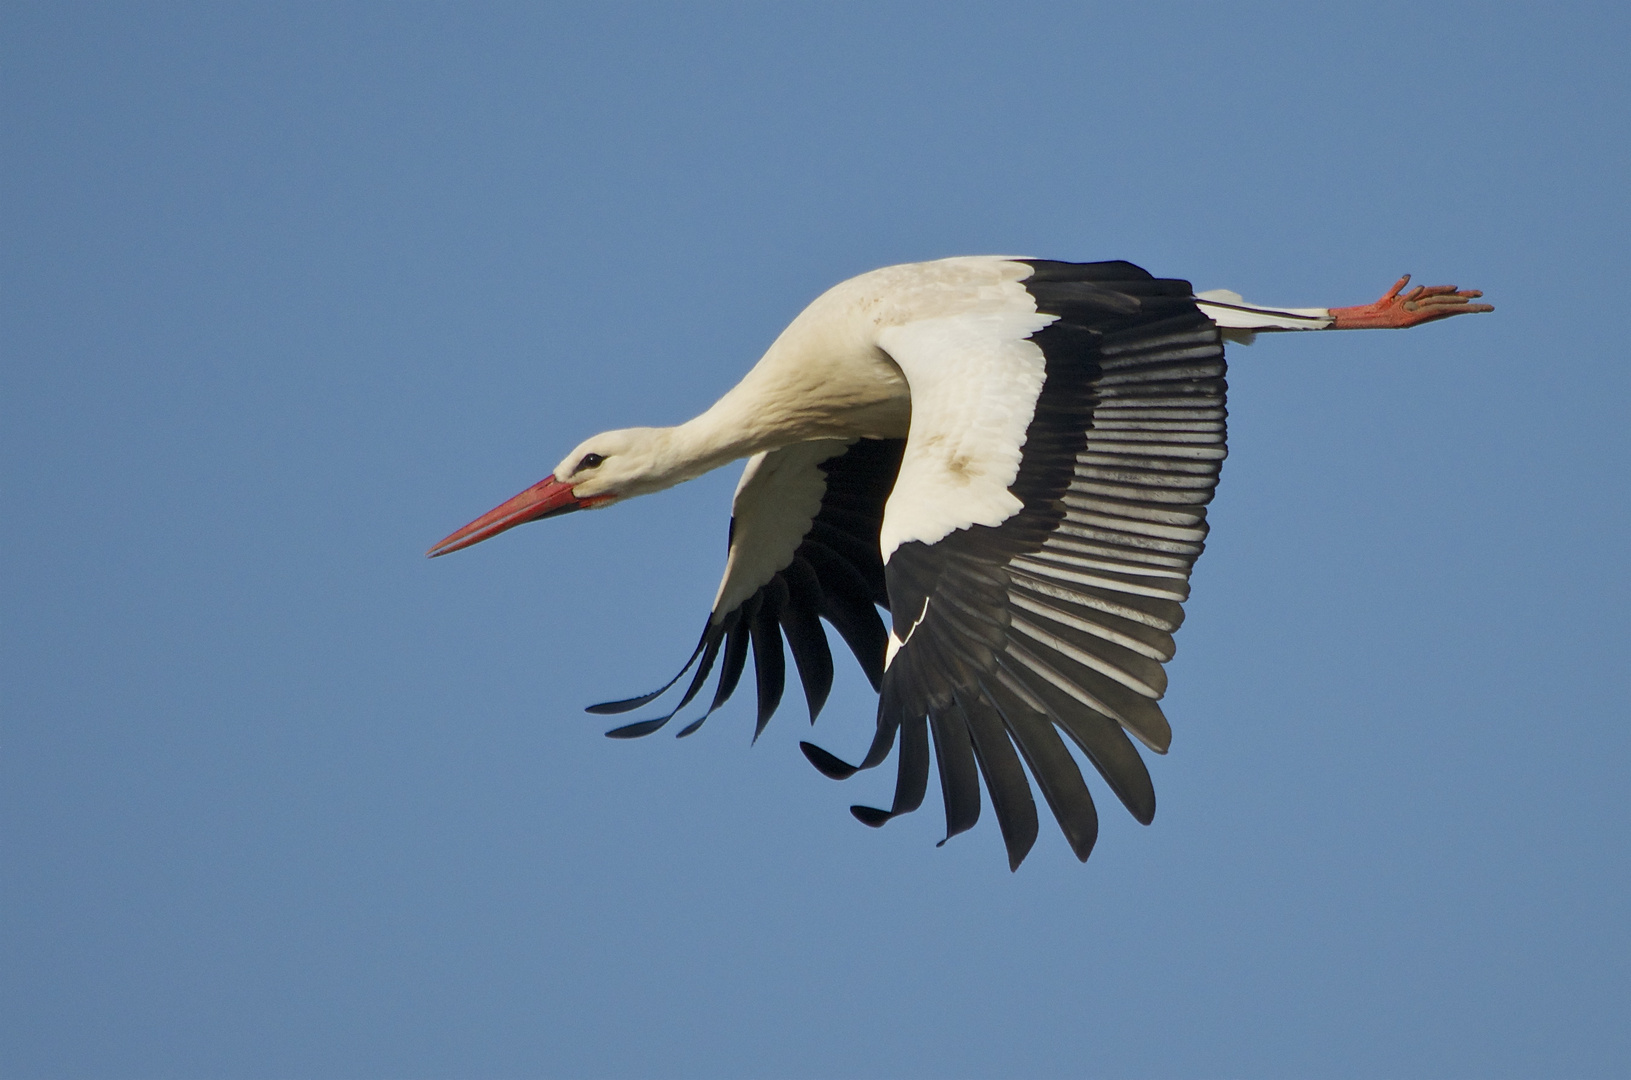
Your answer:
1330;274;1494;329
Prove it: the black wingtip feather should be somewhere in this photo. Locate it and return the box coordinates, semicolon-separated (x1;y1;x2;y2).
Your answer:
994;654;1157;826
800;741;859;779
928;706;982;843
851;805;892;827
586;635;711;714
982;676;1099;863
604;717;671;739
958;692;1039;871
779;559;835;722
586;694;667;716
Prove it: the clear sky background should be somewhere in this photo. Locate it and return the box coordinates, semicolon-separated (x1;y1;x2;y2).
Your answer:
4;4;1628;1078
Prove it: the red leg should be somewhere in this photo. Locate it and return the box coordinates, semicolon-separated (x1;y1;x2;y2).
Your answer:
1330;274;1494;329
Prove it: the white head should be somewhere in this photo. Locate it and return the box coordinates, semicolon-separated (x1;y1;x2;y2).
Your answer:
548;426;690;504
427;425;703;558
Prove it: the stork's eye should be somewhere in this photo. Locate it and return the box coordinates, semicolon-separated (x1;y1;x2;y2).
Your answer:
577;453;605;472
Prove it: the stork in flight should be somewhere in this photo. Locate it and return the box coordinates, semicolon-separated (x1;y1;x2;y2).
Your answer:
430;258;1491;869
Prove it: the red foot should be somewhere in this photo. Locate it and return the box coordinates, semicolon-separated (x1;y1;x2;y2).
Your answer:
1330;275;1494;329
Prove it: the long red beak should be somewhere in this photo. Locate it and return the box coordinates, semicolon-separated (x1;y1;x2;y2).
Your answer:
427;475;584;558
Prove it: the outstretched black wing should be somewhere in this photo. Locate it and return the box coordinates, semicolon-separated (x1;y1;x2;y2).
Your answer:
589;436;903;740
802;260;1226;869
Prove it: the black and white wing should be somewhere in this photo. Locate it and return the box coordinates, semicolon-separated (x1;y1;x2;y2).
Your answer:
589;436;903;739
801;260;1226;869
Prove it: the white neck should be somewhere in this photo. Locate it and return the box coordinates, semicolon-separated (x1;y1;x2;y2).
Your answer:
610;286;914;498
655;384;805;485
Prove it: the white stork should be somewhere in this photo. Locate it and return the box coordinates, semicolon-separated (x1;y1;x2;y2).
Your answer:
430;258;1490;869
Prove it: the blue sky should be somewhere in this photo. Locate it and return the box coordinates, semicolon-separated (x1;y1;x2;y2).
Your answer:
4;3;1628;1077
